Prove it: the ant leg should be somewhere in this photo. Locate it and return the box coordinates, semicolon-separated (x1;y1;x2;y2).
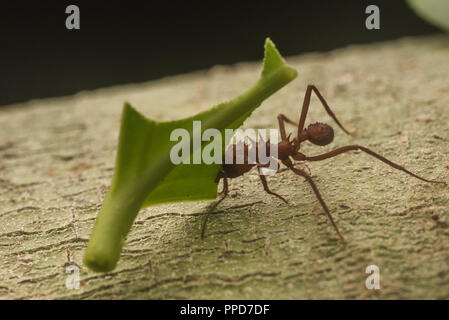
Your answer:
278;114;298;127
258;174;288;204
282;158;347;244
277;161;311;176
297;85;352;140
277;114;294;141
201;177;229;239
217;179;228;195
303;162;313;176
303;145;446;184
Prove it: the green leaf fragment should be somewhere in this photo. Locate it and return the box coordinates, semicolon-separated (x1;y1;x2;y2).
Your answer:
83;38;297;272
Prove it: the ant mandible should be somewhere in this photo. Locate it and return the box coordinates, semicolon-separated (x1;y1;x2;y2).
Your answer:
201;85;446;243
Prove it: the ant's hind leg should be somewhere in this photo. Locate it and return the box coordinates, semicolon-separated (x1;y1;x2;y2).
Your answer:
258;174;288;204
303;145;446;184
201;177;229;239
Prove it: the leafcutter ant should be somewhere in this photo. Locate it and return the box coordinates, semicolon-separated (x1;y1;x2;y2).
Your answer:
201;85;446;243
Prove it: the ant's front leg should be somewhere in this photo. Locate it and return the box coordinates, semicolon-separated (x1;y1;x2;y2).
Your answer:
277;114;296;141
282;158;346;243
303;145;446;184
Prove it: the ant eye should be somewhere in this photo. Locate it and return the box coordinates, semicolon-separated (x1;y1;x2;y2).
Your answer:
307;122;334;146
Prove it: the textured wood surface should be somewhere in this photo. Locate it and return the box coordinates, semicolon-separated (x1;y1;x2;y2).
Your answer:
1;35;448;299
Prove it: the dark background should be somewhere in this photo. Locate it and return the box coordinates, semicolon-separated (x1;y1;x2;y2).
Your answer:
0;0;439;107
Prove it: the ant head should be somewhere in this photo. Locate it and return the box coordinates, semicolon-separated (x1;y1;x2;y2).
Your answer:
306;122;334;146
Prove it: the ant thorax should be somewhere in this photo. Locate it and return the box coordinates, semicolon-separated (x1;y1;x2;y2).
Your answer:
277;140;296;160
